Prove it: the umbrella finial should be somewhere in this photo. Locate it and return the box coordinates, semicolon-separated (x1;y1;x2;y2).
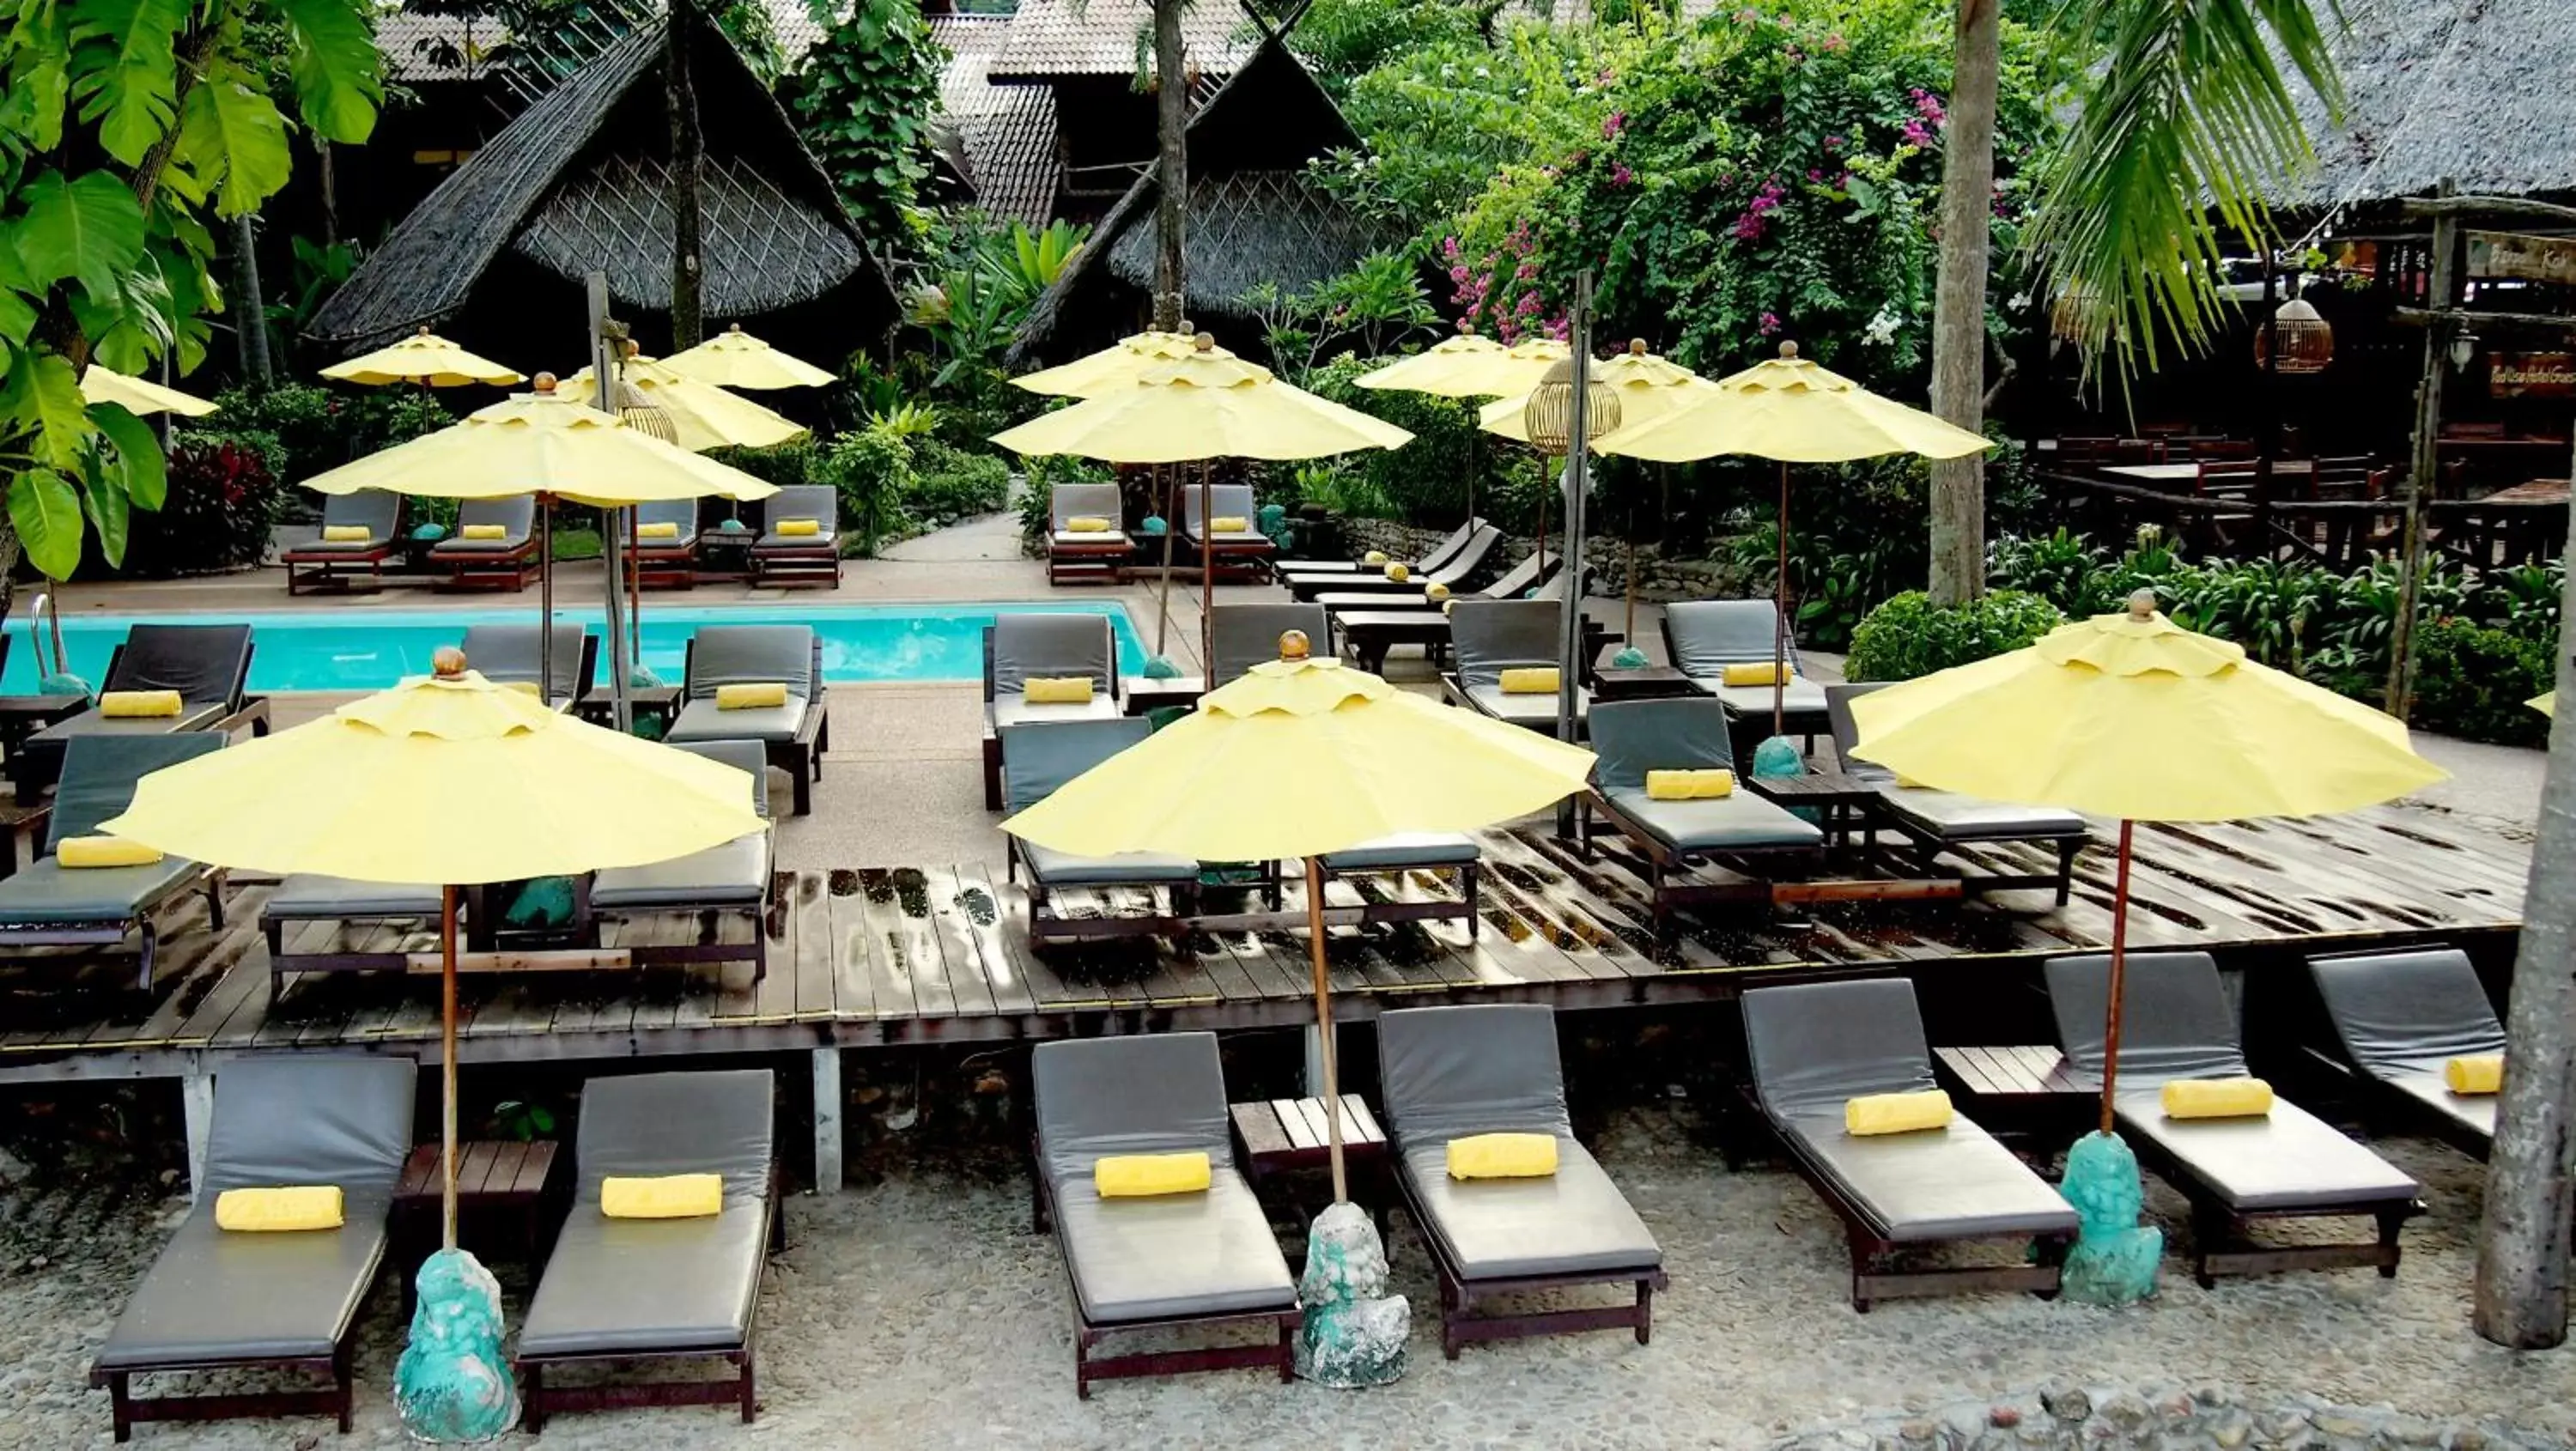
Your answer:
1629;338;1647;355
416;325;432;337
1279;630;1312;662
1194;333;1216;352
1778;341;1800;360
531;372;557;394
727;323;743;334
2126;588;2160;621
433;647;468;679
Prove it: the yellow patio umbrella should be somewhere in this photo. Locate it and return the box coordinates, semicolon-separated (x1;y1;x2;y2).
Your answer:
1011;328;1239;400
561;354;807;452
659;323;837;390
1597;341;1989;736
320;325;525;387
1360;333;1564;528
101;653;763;1439
2531;692;2556;717
78;365;216;417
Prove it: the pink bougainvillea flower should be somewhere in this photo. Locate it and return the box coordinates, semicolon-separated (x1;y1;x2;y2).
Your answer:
1823;135;1844;150
1821;33;1845;50
1759;312;1782;336
1611;163;1634;187
1602;112;1626;138
1902;118;1935;148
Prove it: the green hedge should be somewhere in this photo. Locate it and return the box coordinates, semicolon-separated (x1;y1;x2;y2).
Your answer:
2413;617;2554;747
1844;589;2064;683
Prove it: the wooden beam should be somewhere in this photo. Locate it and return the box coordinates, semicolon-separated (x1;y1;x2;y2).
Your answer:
404;950;635;974
2401;196;2576;228
812;1047;843;1193
2391;307;2576;334
1771;879;1964;904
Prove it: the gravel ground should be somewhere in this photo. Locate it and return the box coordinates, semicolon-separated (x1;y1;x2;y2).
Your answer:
3;1104;2572;1449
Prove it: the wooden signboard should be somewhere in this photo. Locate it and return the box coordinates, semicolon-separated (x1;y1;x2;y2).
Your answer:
2492;352;2576;398
2467;231;2576;286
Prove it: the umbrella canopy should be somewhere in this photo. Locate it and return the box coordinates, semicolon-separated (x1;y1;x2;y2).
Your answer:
1352;331;1547;399
1595;343;1988;464
301;380;780;507
659;324;837;390
2533;692;2557;717
320;326;525;388
79;365;216;417
1011;329;1241;400
1478;343;1716;447
562;355;807;452
990;348;1413;463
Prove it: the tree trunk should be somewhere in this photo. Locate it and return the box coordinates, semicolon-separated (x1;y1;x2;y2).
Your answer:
2473;491;2576;1349
319;141;339;249
231;212;272;389
1150;0;1187;331
1925;0;1998;608
665;0;707;349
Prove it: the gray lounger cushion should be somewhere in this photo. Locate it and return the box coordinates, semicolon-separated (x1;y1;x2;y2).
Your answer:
1378;1004;1660;1279
95;1058;415;1370
461;622;591;703
1321;832;1478;871
1827;685;2085;841
592;741;773;908
32;624;250;747
1588;698;1820;853
2047;951;2421;1211
0;855;201;921
1051;529;1133;549
1211;604;1328;687
987;694;1121;731
265;875;442;920
629;499;702;549
2310;949;2504;1143
1031;1034;1295;1324
0;734;221;923
1019;841;1199;886
293;492;400;551
1048;483;1129;547
430;497;536;553
1003;719;1197;885
1744;980;2075;1242
752;485;840;549
1465;683;1590;731
992;615;1115;696
519;1070;774;1357
1181;484;1268;545
1449;599;1589;732
667;626;815;744
1665;600;1827;720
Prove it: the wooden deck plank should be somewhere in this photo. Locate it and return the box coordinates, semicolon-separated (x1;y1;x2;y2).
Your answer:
788;871;837;1023
825;872;878;1023
854;869;934;1020
951;865;1037;1017
921;866;999;1021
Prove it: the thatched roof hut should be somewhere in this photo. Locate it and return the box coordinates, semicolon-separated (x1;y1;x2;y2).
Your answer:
310;7;897;358
1005;36;1389;367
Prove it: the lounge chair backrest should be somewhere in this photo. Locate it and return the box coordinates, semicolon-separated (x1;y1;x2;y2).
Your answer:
683;625;815;701
2045;950;2247;1084
1032;1032;1231;1183
1479;550;1552;601
2310;948;2505;1076
1210;604;1327;686
51;733;222;853
455;495;536;541
1448;599;1562;688
1585;697;1735;792
204;1058;415;1197
574;1069;774;1200
1050;482;1121;531
1742;980;1937;1116
1664;599;1801;676
765;485;838;537
999;717;1148;815
106;623;253;708
632;498;697;537
1825;683;1896;786
1378;1004;1571;1144
1528;559;1583;602
461;622;592;701
990;614;1114;697
669;738;773;818
1409;517;1484;574
1424;525;1504;586
321;489;401;539
1183;483;1257;531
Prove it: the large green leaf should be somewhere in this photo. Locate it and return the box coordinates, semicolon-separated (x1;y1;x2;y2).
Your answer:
9;468;84;580
88;398;165;511
177;66;291;216
3;41;72;152
0;222;36;346
9;349;93;469
272;0;381;143
79;453;131;568
67;0;186;164
14;169;148;301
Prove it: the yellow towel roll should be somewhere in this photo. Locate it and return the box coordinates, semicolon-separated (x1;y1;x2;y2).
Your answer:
1425;583;1451;603
1095;1151;1211;1197
1645;768;1735;801
321;525;374;543
2445;1054;2504;1096
100;689;183;718
774;518;822;537
602;1173;724;1219
1211;516;1249;533
57;835;164;868
716;681;789;710
1384;562;1411;582
216;1186;343;1232
1065;516;1113;533
2160;1077;2274;1119
1721;661;1784;687
460;523;507;540
1024;677;1095;706
1441;599;1457;616
1446;1132;1558;1180
635;520;682;539
1498;667;1558;695
1845;1090;1953;1136
1363;549;1388;565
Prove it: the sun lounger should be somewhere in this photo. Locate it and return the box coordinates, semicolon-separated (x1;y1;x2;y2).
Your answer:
90;1057;415;1442
2044;950;2423;1284
428;495;540;591
9;622;267;796
1046;481;1133;586
1180;483;1273;581
1286;523;1502;603
261;875;447;979
981;614;1122;810
461;622;596;710
1441;598;1590;737
1209;603;1327;686
282;491;402;594
1577;697;1824;933
1276;517;1487;580
1030;1033;1297;1396
0;734;228;988
592;738;773;980
2308;946;2505;1157
664;625;829;816
1662;599;1828;741
748;484;842;587
1328;556;1581;671
1378;1004;1664;1356
1267;832;1482;935
1826;684;2085;902
517;1069;781;1429
1002;718;1198;945
1742;979;2077;1308
625;499;703;588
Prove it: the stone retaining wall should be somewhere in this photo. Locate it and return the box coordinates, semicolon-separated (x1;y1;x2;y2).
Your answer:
1766;1383;2570;1451
1332;518;1750;602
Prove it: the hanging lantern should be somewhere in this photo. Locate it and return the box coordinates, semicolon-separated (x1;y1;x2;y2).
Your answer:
2255;296;2335;374
1520;357;1623;455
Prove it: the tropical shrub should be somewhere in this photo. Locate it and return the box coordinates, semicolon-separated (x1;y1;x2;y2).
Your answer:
908;440;1012;524
816;426;914;556
2411;617;2553;748
110;433;287;578
221;383;454;489
706;438;817;492
1299;353;1514;527
784;0;942;246
1844;588;2063;682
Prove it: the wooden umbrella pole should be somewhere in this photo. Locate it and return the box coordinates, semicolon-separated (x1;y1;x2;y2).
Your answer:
625;505;643;674
538;495;554;704
1200;460;1216;678
1773;460;1789;738
1304;856;1347;1205
1152;465;1176;653
1535;456;1549;572
440;883;460;1249
2099;819;2135;1138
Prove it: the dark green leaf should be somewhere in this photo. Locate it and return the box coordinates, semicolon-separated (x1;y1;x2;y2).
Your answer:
178;67;292;216
14;170;148;299
9;468;84;580
67;0;188;164
80;452;131;568
272;0;383;143
10;350;94;469
88;399;166;511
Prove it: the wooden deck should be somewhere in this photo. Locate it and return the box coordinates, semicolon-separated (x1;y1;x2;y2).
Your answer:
0;804;2528;1084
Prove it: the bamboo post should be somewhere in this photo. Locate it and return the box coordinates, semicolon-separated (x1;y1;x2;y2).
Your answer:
440;884;461;1246
2098;818;2135;1138
1305;855;1347;1205
2388;178;2457;719
1773;458;1791;738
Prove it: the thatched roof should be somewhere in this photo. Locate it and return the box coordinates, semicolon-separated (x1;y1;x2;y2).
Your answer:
2277;0;2576;209
986;0;1254;84
1005;36;1389;365
311;9;896;350
933;13;1061;225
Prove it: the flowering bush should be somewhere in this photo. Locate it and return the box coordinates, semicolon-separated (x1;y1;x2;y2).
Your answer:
104;432;287;578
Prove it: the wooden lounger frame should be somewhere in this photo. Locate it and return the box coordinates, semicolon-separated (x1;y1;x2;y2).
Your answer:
629;537;702;589
94;1337;356;1443
677;635;830;817
1;868;226;991
1869;811;2083;905
434;538;541;592
1006;840;1200;948
1047;534;1131;586
1573;790;1834;935
1261;857;1481;938
1395;1169;1664;1357
748;543;841;589
2120;1127;2421;1287
282;541;397;595
1330;611;1451;673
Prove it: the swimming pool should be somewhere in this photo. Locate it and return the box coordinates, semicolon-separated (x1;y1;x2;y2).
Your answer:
0;603;1148;693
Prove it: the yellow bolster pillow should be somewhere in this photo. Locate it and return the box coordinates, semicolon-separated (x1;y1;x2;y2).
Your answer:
601;1173;723;1219
1211;516;1249;533
101;689;183;718
216;1185;343;1232
774;518;822;537
1442;599;1457;616
1362;549;1388;565
1096;1151;1210;1197
1384;562;1411;582
1425;582;1451;603
716;681;789;710
1023;676;1095;706
1721;661;1784;687
636;520;682;539
1446;1132;1558;1180
1498;667;1558;695
322;525;374;543
1065;516;1113;533
2445;1054;2504;1096
460;523;507;540
2161;1077;2274;1120
58;835;164;868
1846;1090;1953;1136
1645;768;1735;801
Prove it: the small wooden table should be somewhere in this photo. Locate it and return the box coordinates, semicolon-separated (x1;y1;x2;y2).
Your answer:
574;685;683;736
1230;1094;1392;1229
392;1140;562;1306
1589;665;1701;702
0;694;88;752
1933;1045;2093;1139
1744;770;1883;852
1122;675;1206;716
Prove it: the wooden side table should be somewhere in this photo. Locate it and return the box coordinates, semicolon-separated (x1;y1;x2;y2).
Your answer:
392;1140;562;1308
1230;1094;1393;1232
1933;1045;2093;1142
574;685;684;736
1744;770;1884;853
1589;665;1702;702
1122;675;1206;716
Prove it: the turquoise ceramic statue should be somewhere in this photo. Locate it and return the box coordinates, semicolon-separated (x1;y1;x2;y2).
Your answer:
38;672;91;701
1609;646;1650;670
2058;1130;2162;1307
1294;1203;1407;1388
1139;514;1168;537
1140;654;1182;680
393;1248;518;1442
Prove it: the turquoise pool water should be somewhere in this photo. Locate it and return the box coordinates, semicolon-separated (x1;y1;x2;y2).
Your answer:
0;603;1147;693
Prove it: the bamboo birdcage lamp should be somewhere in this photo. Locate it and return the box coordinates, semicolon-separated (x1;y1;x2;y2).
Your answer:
1521;357;1622;453
2255;296;2335;375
